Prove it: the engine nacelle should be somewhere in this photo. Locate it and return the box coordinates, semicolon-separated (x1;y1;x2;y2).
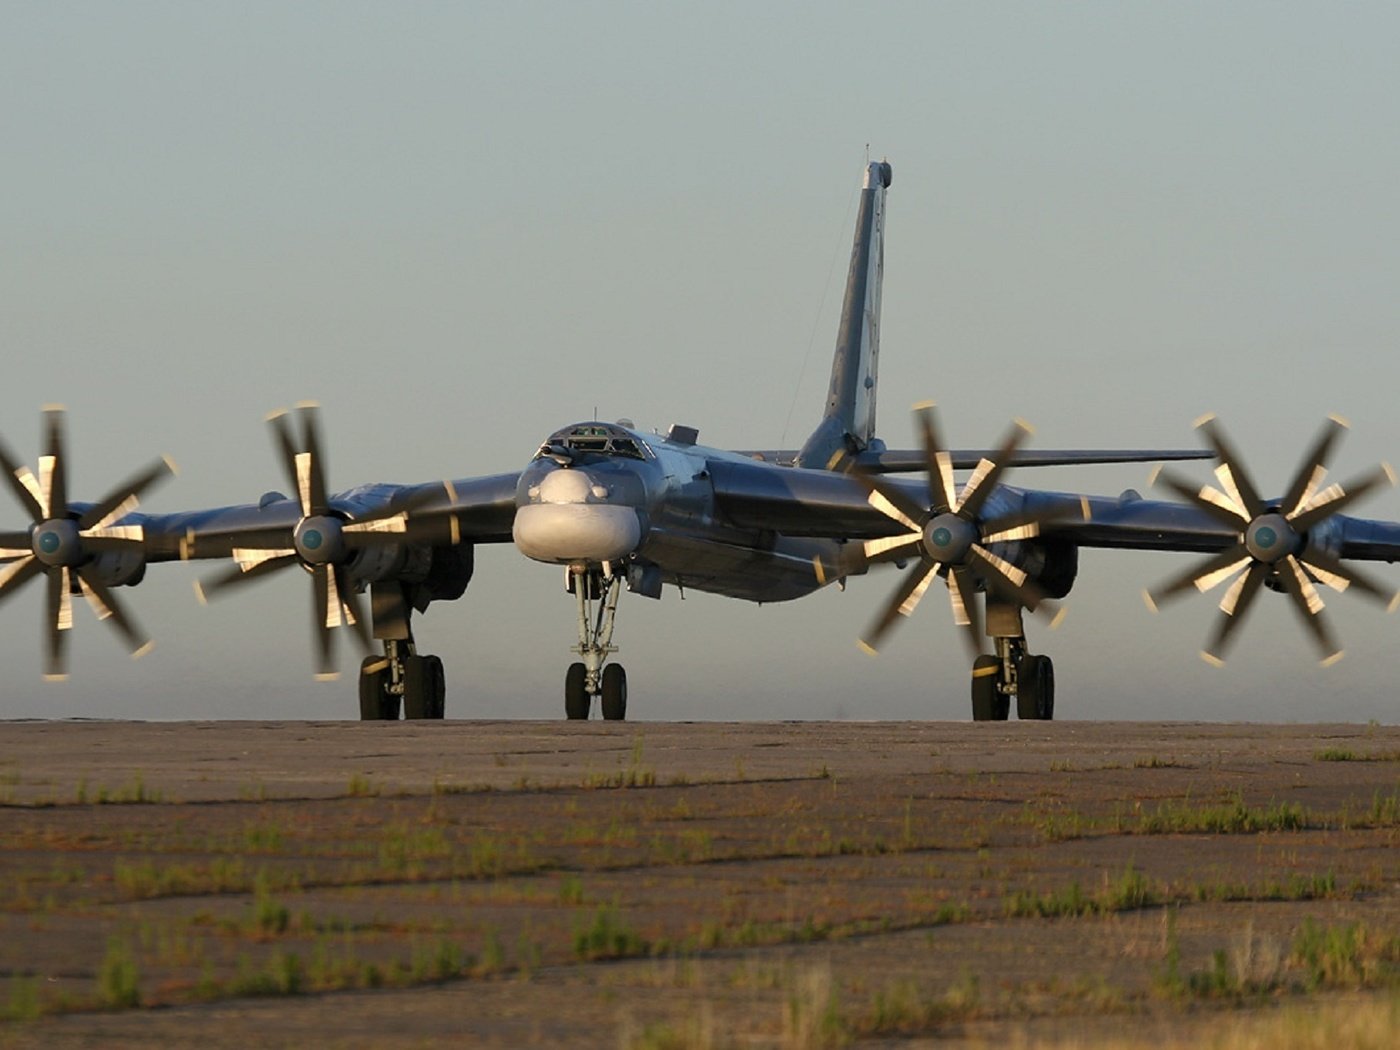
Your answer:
1029;538;1079;600
346;542;432;585
85;548;147;588
344;542;475;611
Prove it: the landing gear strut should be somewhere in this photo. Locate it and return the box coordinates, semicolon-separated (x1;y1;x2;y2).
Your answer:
357;584;446;721
565;565;627;720
970;596;1054;721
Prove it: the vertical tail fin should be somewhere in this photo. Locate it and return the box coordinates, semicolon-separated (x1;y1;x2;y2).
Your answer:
794;160;892;471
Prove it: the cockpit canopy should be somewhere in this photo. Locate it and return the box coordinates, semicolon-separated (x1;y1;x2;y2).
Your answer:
537;423;649;462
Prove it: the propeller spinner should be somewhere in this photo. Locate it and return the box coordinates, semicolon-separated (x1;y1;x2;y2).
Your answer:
0;407;175;678
193;404;454;679
1145;414;1398;666
849;402;1069;657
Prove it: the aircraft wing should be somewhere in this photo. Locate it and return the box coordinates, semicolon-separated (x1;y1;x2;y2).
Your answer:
709;460;1227;547
736;448;1212;470
709;459;1400;561
138;472;520;563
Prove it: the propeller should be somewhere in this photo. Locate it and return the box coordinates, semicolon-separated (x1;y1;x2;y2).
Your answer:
0;406;175;679
845;402;1071;658
1145;414;1398;666
193;403;455;679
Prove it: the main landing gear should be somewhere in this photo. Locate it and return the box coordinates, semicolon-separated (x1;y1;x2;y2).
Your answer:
357;585;446;721
564;565;628;721
970;596;1054;722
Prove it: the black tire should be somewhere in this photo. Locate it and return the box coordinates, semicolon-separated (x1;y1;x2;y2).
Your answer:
359;657;391;721
600;664;627;721
565;662;590;720
1017;654;1055;721
425;655;446;719
403;655;431;720
971;655;1000;721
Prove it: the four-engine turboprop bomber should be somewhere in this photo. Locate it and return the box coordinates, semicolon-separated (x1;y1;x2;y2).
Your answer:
5;159;1400;721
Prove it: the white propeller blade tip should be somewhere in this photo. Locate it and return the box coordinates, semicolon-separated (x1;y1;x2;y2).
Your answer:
42;673;70;683
192;581;208;605
857;640;878;657
1199;651;1225;668
1319;650;1345;668
1048;607;1067;630
314;672;340;682
1142;590;1159;614
1192;412;1217;430
132;641;154;661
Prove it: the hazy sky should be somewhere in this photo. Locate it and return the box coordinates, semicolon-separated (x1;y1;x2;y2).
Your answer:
4;3;1400;722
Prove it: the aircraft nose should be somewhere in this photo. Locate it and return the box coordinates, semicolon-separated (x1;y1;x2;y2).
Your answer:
538;469;597;505
513;468;642;564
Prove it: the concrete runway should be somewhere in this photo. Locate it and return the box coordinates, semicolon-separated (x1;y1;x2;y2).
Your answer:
0;719;1396;1049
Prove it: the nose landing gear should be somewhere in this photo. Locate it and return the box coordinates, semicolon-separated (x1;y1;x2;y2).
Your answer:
565;565;627;720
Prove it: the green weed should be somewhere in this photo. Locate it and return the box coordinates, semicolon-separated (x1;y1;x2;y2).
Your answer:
1133;755;1186;768
1317;747;1400;762
1004;864;1157;918
1316;747;1358;761
410;937;465;982
782;964;847;1049
1292;919;1399;990
1136;793;1307;834
558;874;586;905
3;976;41;1021
87;775;161;805
346;774;380;798
251;868;289;935
573;906;648;960
97;938;141;1009
479;927;506;975
855;969;982;1035
231;950;304;997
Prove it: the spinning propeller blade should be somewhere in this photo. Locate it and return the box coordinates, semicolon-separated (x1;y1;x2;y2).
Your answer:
854;404;1076;657
1147;416;1398;665
0;408;173;677
195;405;457;678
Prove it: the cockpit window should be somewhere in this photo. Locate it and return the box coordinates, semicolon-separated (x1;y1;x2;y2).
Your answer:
538;424;649;461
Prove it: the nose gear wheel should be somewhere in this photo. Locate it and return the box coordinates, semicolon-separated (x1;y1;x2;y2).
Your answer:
565;565;627;720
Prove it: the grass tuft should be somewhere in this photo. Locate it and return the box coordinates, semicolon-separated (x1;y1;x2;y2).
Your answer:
1135;793;1307;834
573;906;648;961
97;938;141;1009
